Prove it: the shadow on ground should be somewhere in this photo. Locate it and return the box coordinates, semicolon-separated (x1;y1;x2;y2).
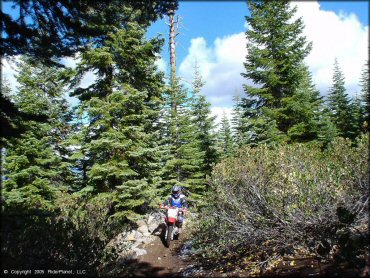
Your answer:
118;259;182;277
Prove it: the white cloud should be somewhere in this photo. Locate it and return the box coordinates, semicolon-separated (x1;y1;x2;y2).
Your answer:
179;0;368;109
2;57;20;93
179;34;247;107
1;55;94;107
210;106;233;130
155;55;168;73
293;1;368;95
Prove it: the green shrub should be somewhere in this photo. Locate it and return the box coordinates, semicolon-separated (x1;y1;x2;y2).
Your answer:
194;135;369;272
1;190;129;275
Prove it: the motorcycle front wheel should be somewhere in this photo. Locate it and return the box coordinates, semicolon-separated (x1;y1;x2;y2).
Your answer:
166;225;173;247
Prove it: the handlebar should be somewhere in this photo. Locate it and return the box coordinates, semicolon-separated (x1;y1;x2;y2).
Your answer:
159;205;188;213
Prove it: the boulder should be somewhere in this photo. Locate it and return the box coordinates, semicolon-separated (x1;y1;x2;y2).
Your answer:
135;230;143;239
133;248;147;258
131;241;141;250
136;219;147;227
147;215;155;224
117;250;135;263
148;222;160;233
140;235;155;245
137;224;149;234
125;231;136;241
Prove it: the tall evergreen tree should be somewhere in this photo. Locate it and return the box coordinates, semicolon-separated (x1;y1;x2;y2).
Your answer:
281;64;332;143
160;6;206;199
242;0;312;144
190;65;218;178
1;1;174;145
3;57;73;211
232;94;249;148
349;94;365;139
71;18;165;220
161;79;205;199
240;98;286;146
359;61;369;130
217;112;234;158
327;59;353;139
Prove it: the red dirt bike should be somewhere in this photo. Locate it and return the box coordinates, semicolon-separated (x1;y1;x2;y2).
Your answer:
161;206;186;247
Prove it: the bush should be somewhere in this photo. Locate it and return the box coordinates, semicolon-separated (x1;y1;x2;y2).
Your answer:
1;190;129;275
194;136;369;272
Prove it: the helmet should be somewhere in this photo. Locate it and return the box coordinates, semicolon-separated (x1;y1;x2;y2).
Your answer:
172;185;181;198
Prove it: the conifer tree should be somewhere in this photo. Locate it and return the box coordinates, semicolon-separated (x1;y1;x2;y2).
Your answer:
327;59;353;139
232;94;249;148
160;6;206;199
161;79;205;198
71;18;165;219
240;97;286;146
281;64;331;142
3;57;73;211
242;0;312;144
190;65;218;177
359;61;369;130
349;95;365;139
217;112;234;158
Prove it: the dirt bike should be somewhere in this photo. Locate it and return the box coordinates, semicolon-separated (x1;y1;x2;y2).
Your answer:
161;206;185;247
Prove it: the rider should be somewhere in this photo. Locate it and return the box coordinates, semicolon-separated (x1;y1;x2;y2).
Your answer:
160;185;188;235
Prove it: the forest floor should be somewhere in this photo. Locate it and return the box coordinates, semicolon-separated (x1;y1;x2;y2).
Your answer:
117;222;197;277
117;222;369;278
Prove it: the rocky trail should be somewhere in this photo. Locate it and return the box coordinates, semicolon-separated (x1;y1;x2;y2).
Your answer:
117;222;201;277
112;213;369;278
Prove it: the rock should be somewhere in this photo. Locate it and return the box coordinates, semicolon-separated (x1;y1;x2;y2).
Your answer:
148;222;159;233
147;215;155;224
125;231;136;241
133;248;147;257
131;241;141;250
136;219;147;227
137;224;149;234
142;231;151;237
117;250;135;263
158;257;161;260
141;235;155;245
135;230;144;240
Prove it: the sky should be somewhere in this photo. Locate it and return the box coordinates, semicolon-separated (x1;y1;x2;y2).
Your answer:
3;1;369;123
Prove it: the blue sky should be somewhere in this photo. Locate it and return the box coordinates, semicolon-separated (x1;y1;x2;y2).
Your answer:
145;1;369;119
3;1;369;122
147;1;369;72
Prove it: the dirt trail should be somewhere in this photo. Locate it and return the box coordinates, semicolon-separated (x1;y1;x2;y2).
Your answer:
119;223;195;277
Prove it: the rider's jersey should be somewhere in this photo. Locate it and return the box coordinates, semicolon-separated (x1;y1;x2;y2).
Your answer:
164;194;188;209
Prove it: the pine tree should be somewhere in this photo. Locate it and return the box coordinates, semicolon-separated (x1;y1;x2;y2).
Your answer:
71;18;165;220
242;0;312;144
281;64;330;143
161;79;205;199
217;112;234;158
160;7;206;199
240;97;286;146
232;94;249;148
327;59;353;139
1;1;173;146
359;61;369;131
190;65;218;178
3;57;73;211
316;110;337;147
349;94;365;139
